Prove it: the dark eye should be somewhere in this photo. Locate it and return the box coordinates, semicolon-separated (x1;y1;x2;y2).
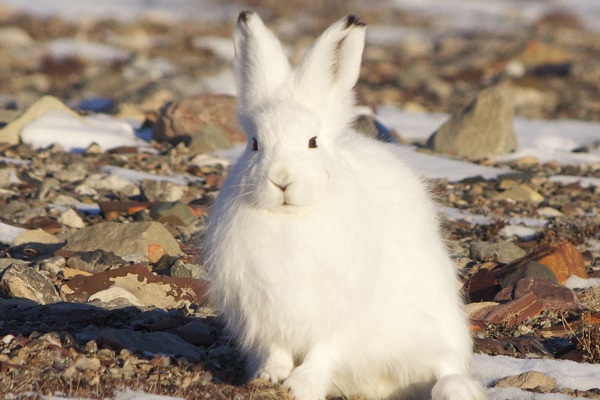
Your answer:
252;138;258;151
308;136;317;149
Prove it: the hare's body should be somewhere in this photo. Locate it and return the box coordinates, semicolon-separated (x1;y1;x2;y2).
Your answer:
205;12;485;400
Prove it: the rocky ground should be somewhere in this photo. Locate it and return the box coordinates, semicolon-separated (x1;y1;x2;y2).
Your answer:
0;1;599;399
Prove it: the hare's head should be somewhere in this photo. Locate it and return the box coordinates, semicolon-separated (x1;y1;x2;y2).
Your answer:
232;12;366;212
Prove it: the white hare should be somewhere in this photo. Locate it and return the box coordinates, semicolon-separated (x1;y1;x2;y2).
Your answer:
204;11;486;400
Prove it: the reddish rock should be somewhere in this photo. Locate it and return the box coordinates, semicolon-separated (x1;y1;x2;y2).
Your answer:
481;292;544;326
493;286;514;302
61;264;208;308
153;94;244;149
513;278;579;311
463;268;501;303
493;240;587;284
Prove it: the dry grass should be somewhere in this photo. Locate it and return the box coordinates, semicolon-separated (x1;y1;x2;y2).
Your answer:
561;312;600;363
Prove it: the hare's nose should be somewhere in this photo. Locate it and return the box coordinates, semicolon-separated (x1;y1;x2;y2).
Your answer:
269;179;289;192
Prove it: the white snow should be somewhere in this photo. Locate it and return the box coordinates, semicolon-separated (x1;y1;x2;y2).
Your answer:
0;221;27;245
376;107;600;165
396;145;514;182
0;0;239;23
564;275;600;290
473;353;600;391
549;175;600;188
47;38;130;62
20;110;148;152
391;0;600;33
202;69;237;96
193;36;235;62
99;165;203;185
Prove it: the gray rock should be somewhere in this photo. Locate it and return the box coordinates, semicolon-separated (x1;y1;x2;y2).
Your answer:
170;319;214;346
470;241;527;264
66;249;127;273
97;328;203;362
0;258;29;272
141;179;187;202
427;86;518;159
63;221;181;262
494;370;557;392
170;261;205;279
150;202;196;227
0;264;61;304
153;93;244;150
187;124;232;155
83;173;140;197
36;256;67;277
53;162;88;183
494;261;559;288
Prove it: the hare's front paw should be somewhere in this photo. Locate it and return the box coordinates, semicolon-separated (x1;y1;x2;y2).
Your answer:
256;347;294;383
432;374;487;400
283;370;326;400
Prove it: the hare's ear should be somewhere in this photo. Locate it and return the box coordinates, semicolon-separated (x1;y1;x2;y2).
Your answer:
234;11;291;111
295;15;366;98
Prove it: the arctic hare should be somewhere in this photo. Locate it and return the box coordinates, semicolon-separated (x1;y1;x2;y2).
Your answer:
204;11;486;400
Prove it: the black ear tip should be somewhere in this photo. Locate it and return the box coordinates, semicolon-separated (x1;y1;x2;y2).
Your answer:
238;10;253;24
346;15;366;28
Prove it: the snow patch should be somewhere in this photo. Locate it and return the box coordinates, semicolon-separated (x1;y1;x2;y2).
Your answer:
564;275;600;290
20;110;148;152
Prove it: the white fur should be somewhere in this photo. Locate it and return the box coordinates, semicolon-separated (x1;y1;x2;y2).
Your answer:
204;12;486;400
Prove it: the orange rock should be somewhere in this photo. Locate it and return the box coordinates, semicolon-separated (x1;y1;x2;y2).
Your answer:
494;240;587;284
147;244;167;263
534;240;587;283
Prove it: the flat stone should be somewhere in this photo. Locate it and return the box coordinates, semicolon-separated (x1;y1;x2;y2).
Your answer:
465;301;499;320
514;278;579;311
66;249;127;273
470;241;527;264
88;286;144;307
61;264;208;309
463;268;501;303
0;263;61;304
63;221;181;262
170;319;214;346
427;86;518;159
481;292;544;326
494;370;557;392
97;328;203;362
14;228;61;246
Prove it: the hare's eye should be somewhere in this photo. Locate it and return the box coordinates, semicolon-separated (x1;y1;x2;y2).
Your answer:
308;136;318;149
252;138;258;151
